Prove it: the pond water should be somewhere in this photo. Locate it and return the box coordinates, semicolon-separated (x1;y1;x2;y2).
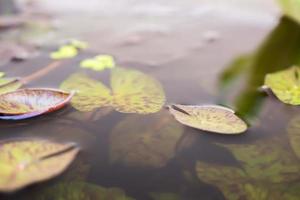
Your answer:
2;1;300;200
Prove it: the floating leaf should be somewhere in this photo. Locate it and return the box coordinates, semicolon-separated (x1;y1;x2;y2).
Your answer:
0;80;22;95
110;111;183;168
60;67;165;114
168;104;247;134
30;182;135;200
278;0;300;24
80;55;115;71
0;139;80;192
287;116;300;159
60;73;112;112
69;39;88;49
50;45;78;60
264;66;300;105
0;88;73;120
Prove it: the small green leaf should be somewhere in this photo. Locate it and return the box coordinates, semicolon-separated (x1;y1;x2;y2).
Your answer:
69;39;88;49
80;55;115;71
264;66;300;105
50;45;78;60
0;139;79;192
168;104;247;134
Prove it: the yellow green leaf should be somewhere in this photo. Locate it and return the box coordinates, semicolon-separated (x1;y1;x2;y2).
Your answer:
278;0;300;24
69;39;88;49
287;115;300;159
0;139;79;192
111;67;165;114
50;45;78;60
168;104;247;134
110;111;184;168
264;66;300;105
60;73;112;112
60;67;165;114
80;55;115;71
0;79;22;95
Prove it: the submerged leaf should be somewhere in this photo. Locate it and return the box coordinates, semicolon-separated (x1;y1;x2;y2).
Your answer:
0;139;79;192
287;116;300;159
0;88;73;120
217;138;300;183
80;55;115;71
110;111;184;168
60;67;165;114
168;104;247;134
264;66;300;105
50;45;78;60
30;181;135;200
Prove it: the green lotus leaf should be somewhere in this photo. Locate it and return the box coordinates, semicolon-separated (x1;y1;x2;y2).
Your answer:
0;139;79;192
110;111;184;168
30;181;135;200
60;67;165;114
50;45;78;59
217;138;300;183
264;66;300;105
287;115;300;159
80;55;115;71
60;73;112;112
168;104;247;134
278;0;300;24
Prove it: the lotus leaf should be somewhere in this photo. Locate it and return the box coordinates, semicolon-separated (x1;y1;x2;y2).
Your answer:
168;104;247;134
0;88;73;120
287;115;300;159
80;54;115;71
110;111;184;168
264;66;300;105
60;67;165;114
30;181;135;200
0;139;79;192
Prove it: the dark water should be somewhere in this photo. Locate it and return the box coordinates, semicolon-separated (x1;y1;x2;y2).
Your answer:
1;15;300;200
